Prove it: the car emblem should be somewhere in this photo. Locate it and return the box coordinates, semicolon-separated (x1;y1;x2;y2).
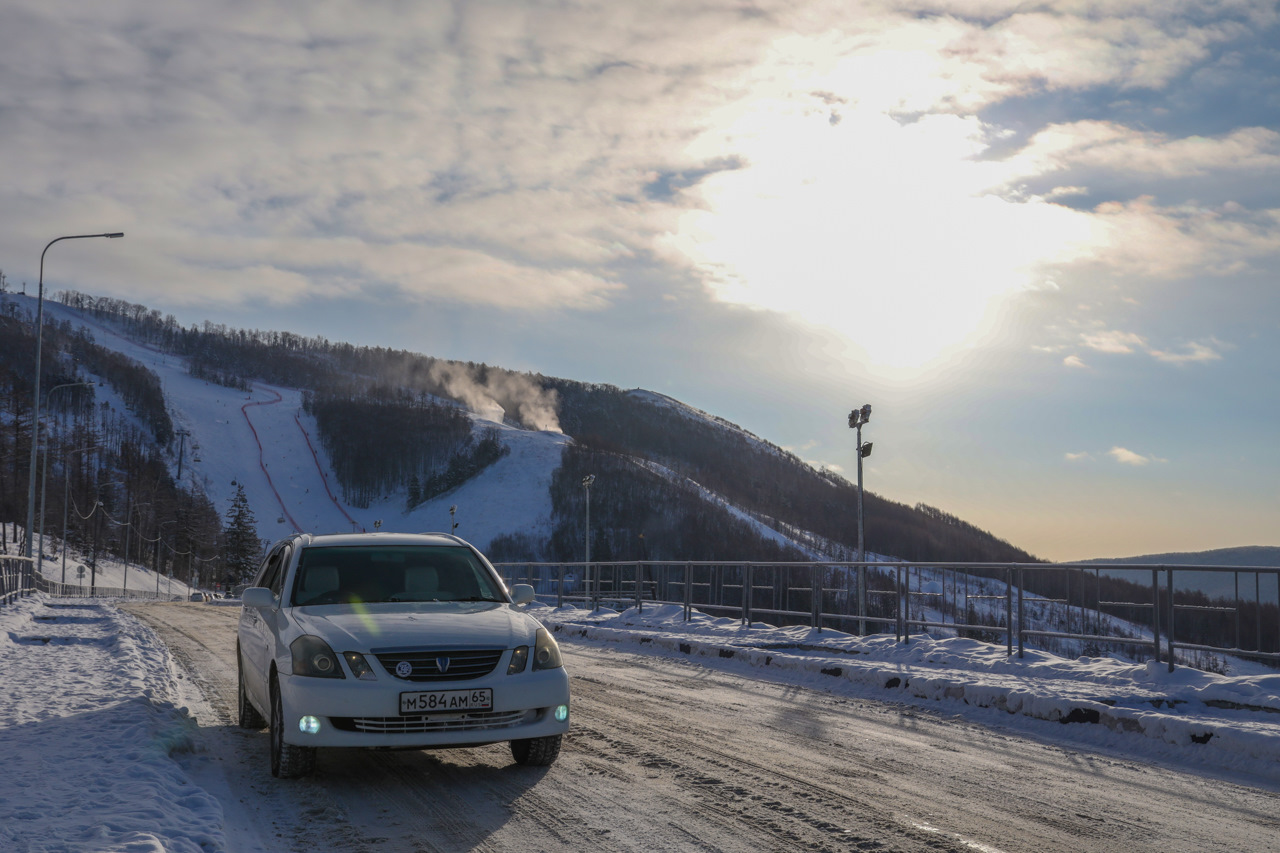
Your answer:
395;661;413;678
436;657;450;673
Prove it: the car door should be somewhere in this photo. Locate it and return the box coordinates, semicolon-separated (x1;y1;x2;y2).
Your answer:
239;543;291;709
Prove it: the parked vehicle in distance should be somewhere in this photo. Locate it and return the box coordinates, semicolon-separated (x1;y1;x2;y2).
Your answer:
236;532;571;778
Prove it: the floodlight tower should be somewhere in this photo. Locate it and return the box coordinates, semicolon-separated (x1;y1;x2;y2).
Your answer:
848;404;873;634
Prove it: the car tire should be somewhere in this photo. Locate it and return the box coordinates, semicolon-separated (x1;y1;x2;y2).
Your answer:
237;651;266;730
269;673;316;779
510;734;562;766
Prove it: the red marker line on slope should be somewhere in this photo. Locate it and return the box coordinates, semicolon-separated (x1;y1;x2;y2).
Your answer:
294;415;364;533
240;388;303;534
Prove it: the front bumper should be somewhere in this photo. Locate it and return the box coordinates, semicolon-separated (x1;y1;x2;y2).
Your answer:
276;666;571;749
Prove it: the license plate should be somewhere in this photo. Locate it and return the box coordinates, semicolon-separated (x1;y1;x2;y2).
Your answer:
400;687;493;715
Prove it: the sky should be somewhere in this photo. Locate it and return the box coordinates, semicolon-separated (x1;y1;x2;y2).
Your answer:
1;1;1278;561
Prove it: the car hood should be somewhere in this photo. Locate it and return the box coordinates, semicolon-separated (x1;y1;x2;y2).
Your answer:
291;602;541;650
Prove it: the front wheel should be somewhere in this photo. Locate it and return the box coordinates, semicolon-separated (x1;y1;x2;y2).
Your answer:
269;674;316;778
511;734;562;766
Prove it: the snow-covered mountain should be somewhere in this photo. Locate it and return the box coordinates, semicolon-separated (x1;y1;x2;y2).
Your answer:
31;297;574;552
28;296;831;559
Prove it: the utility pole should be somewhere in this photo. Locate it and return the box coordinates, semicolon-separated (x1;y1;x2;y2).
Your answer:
582;475;595;607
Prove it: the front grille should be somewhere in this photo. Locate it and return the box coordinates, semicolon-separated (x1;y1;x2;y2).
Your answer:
372;648;503;682
332;709;532;734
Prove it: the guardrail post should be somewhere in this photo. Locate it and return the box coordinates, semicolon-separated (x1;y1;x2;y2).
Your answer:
894;564;902;642
1151;569;1161;664
1166;566;1176;672
684;562;692;621
556;564;564;609
1017;567;1025;659
1258;570;1264;653
811;564;820;630
1006;566;1013;657
743;564;753;626
858;562;866;636
903;564;912;642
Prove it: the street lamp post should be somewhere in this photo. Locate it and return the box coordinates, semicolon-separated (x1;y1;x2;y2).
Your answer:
582;475;595;608
24;232;123;561
37;382;95;577
848;404;873;635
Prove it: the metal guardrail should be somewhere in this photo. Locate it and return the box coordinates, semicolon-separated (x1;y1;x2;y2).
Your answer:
1;555;181;604
494;560;1280;673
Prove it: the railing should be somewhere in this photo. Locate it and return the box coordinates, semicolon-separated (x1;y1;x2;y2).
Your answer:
35;574;180;601
1;555;35;605
1;555;181;604
493;560;1280;673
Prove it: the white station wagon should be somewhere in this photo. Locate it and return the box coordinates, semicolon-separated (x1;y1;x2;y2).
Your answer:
236;532;571;778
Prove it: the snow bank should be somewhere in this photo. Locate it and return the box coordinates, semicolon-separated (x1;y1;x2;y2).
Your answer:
0;595;224;852
538;603;1280;777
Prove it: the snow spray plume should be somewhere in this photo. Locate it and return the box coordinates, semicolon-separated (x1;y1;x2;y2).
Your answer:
427;363;561;433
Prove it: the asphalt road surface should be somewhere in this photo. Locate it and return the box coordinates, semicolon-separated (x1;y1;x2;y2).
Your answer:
123;602;1280;853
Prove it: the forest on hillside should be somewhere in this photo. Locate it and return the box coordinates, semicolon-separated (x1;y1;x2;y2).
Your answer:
20;290;1273;657
0;299;226;588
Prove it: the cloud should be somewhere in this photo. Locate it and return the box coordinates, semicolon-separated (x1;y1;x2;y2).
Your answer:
1062;355;1088;368
1012;122;1280;179
1147;340;1226;364
1065;451;1092;462
1108;446;1166;466
1078;328;1227;365
1080;330;1147;354
1;0;1278;369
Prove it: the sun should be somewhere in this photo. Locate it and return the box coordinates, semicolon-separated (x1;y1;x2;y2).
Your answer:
668;49;1098;370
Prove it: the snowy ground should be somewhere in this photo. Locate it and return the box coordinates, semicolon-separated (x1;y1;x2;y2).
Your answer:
1;590;1276;852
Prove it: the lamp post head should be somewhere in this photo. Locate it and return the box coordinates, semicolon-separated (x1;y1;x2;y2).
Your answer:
582;475;595;488
848;403;872;428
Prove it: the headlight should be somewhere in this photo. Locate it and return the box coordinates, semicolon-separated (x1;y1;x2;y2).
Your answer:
290;635;344;678
507;645;529;675
343;651;377;681
532;627;562;671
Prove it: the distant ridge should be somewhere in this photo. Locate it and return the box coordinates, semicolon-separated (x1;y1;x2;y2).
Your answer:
1079;546;1280;567
1080;546;1280;601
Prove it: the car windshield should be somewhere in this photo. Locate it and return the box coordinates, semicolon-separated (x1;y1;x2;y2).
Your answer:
289;545;505;606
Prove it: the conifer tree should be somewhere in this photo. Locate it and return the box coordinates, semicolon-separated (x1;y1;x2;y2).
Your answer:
223;484;261;584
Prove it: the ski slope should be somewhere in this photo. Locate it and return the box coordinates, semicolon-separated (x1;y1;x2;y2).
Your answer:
33;297;567;550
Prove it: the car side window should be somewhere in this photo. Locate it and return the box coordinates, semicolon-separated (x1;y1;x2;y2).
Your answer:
257;544;289;596
269;545;291;597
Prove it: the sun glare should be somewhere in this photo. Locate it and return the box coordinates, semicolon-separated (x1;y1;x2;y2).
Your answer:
671;46;1098;370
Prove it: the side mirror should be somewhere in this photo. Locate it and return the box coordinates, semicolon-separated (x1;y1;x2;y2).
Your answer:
510;584;536;606
242;587;276;609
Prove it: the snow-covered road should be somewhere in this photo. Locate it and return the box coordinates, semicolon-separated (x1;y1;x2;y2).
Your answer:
123;601;1280;853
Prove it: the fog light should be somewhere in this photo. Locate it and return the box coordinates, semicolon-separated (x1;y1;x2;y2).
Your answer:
554;704;569;723
299;715;322;735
